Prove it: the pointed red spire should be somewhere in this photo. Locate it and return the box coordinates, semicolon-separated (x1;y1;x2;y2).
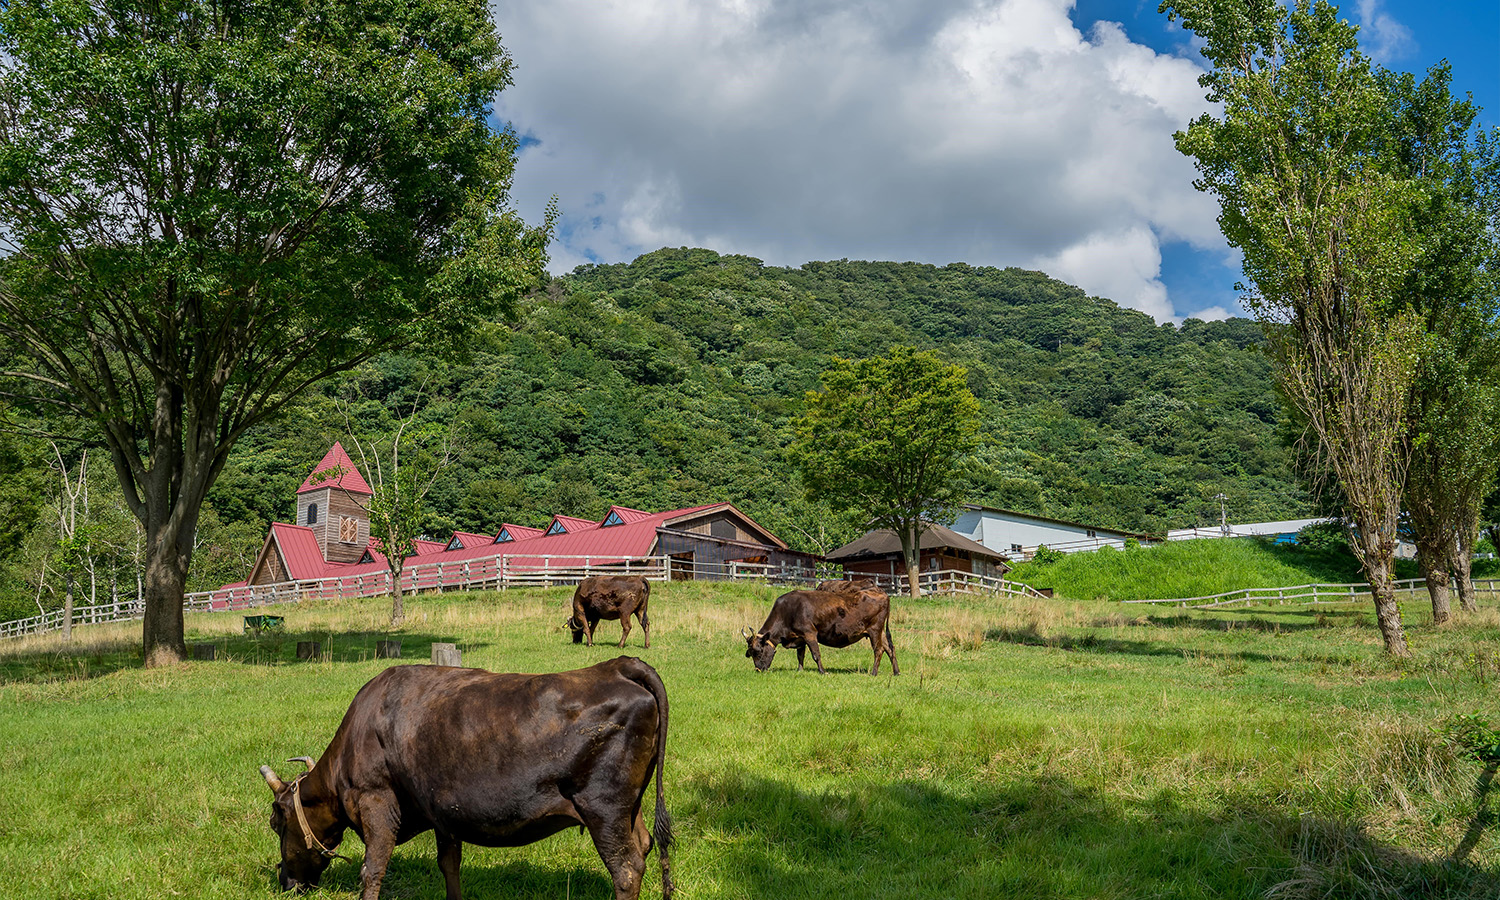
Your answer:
297;442;373;495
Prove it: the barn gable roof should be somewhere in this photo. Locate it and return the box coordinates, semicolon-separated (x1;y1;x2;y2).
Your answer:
297;442;372;496
249;522;330;582
825;523;1002;563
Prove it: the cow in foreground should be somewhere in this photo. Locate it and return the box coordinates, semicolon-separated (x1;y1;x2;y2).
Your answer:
259;657;673;900
743;587;899;675
568;574;652;648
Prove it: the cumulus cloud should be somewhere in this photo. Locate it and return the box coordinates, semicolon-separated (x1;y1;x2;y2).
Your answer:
1354;0;1415;63
491;0;1230;320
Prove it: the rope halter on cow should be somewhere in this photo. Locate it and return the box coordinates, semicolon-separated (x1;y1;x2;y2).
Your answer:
287;758;349;861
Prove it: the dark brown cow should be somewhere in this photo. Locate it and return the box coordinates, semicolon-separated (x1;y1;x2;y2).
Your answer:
259;658;673;900
568;575;652;648
743;587;899;676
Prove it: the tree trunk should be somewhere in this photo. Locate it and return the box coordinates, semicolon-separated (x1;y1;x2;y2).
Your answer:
1455;516;1478;613
1416;537;1452;626
390;564;405;626
141;533;190;666
1364;557;1410;656
63;573;74;643
902;523;921;599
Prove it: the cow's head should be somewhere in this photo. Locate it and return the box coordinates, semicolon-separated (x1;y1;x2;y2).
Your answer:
742;627;777;671
565;616;585;643
260;758;344;892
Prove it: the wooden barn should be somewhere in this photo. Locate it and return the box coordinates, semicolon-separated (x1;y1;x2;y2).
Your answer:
824;523;1009;582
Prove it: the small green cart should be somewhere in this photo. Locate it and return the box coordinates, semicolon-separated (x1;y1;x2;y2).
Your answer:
243;614;285;635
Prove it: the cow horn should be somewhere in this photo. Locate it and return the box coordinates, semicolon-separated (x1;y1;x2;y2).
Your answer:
260;765;285;793
288;756;316;772
741;626;753;639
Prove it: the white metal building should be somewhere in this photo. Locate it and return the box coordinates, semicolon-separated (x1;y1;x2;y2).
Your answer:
947;505;1152;559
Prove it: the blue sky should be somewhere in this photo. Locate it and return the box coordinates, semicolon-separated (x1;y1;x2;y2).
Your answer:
1073;0;1499;318
493;0;1498;323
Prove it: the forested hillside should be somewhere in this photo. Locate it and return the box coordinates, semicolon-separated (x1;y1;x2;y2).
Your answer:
0;248;1310;617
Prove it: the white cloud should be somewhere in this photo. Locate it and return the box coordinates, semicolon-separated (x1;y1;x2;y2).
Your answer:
1355;0;1415;63
492;0;1230;320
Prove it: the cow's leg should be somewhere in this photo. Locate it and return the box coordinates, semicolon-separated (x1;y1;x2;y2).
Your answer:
795;645;806;670
639;610;650;649
804;634;825;674
870;634;883;676
583;812;649;900
618;613;632;648
355;796;400;900
436;832;463;900
586;615;599;647
885;626;900;676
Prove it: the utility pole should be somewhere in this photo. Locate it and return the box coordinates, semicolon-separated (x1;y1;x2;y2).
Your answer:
1214;493;1229;537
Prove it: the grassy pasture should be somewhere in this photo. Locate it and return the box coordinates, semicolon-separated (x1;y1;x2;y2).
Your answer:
3;582;1499;899
1001;536;1500;602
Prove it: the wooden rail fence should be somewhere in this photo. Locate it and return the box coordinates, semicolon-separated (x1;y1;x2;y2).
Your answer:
7;567;1480;641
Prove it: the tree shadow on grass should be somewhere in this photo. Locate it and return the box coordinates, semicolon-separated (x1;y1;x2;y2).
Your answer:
1142;606;1366;634
981;623;1315;665
313;851;614;900
0;628;496;685
689;770;1499;900
215;627;493;667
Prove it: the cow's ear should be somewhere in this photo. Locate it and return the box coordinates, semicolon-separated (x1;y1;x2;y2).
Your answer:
260;765;285;793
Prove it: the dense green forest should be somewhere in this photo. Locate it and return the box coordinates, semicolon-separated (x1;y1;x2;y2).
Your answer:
0;248;1311;619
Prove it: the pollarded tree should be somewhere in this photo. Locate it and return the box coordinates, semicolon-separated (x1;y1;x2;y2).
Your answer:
1165;0;1422;654
790;347;981;599
0;0;552;664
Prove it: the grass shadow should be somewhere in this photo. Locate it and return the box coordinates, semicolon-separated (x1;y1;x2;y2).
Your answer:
689;770;1500;899
982;623;1313;665
313;850;614;899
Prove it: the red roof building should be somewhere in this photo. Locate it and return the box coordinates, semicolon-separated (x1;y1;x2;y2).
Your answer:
238;446;816;595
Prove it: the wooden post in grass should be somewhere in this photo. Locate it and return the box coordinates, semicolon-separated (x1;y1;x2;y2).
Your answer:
191;643;216;661
431;642;461;667
377;640;401;659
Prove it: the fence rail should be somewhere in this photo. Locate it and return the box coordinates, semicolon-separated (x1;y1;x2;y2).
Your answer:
1119;578;1500;608
10;565;1474;641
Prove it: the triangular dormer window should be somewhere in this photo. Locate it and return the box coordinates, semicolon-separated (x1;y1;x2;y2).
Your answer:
602;511;624;527
359;549;375;564
446;536;463;551
546;520;567;536
494;528;512;544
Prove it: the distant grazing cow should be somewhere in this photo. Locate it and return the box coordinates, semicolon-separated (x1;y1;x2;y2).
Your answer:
815;577;879;594
259;658;673;900
568;575;652;648
743;587;898;676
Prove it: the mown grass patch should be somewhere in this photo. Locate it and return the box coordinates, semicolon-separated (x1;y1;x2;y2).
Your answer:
2;584;1498;899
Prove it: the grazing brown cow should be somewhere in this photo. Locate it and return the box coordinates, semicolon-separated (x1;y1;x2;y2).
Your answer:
259;658;673;900
568;575;652;648
815;577;879;594
743;587;899;676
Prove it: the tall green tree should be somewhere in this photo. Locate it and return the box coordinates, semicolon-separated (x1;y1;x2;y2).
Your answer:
1385;65;1500;621
790;347;981;598
1165;0;1422;654
0;0;551;664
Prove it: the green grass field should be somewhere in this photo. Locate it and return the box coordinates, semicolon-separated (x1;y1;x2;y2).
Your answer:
3;582;1499;899
1001;535;1500;602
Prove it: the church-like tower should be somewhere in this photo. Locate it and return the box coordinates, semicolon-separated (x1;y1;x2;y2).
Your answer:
296;442;373;565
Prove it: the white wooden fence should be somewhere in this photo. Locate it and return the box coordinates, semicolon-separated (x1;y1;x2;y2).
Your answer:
1120;578;1500;608
8;565;1477;641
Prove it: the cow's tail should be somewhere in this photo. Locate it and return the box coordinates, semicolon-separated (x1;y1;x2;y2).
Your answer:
627;658;673;899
